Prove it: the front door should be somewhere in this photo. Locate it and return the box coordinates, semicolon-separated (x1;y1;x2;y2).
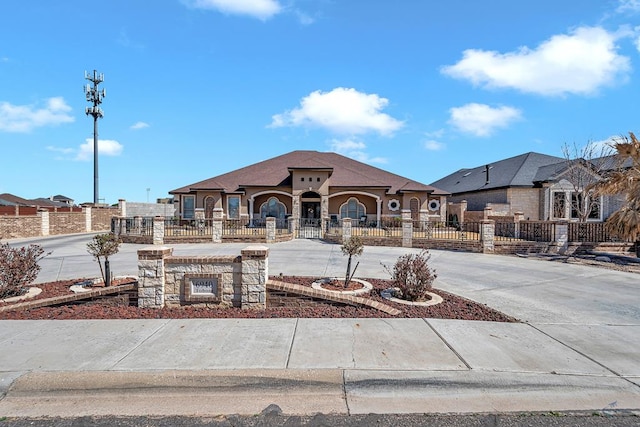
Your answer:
299;201;321;238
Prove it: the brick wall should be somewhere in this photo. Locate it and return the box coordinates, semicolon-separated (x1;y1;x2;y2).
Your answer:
0;216;41;239
92;207;119;231
49;212;87;235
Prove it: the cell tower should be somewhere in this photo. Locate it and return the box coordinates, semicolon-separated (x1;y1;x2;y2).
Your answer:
84;70;106;205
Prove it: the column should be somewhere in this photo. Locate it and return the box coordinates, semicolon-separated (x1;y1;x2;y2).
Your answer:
38;210;50;237
266;217;276;243
118;199;127;217
241;245;269;309
402;209;412;248
137;247;173;308
514;211;524;239
376;199;382;227
555;221;568;254
481;220;495;254
153;216;165;245
84;206;92;232
212;207;223;243
342;218;352;243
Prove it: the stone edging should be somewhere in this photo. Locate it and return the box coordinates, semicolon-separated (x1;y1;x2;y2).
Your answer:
0;287;42;303
380;288;444;306
267;280;401;316
311;278;373;296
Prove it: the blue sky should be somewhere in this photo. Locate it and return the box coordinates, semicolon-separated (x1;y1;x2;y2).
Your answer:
1;0;639;204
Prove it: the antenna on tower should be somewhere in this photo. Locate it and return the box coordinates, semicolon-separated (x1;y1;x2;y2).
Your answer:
84;70;106;205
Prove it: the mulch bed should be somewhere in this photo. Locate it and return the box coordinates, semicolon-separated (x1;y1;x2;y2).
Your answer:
0;276;517;322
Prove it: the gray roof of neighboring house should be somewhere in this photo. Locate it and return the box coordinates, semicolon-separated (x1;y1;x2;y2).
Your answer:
431;152;566;195
0;198;18;206
171;150;449;196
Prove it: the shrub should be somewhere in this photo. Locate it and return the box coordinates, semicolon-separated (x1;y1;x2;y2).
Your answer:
341;236;364;288
384;250;437;301
0;240;48;299
87;233;121;286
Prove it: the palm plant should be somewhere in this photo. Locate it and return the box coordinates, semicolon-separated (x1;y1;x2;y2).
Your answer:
593;132;640;253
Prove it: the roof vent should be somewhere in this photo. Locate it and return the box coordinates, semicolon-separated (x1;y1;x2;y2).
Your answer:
485;164;491;185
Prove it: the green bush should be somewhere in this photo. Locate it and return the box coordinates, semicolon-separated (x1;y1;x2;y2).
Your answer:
385;250;437;301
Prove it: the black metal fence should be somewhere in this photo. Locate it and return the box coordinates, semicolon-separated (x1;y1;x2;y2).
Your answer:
568;222;630;242
164;218;213;237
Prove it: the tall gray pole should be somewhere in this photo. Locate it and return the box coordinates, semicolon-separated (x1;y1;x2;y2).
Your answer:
84;70;106;205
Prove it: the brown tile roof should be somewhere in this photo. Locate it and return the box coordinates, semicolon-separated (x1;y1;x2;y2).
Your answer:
170;151;448;196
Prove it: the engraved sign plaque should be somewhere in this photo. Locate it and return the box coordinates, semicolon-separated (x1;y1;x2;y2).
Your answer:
184;274;221;302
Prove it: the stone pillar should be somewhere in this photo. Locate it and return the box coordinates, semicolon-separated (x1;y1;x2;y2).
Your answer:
137;247;173;308
342;218;352;243
212;208;223;243
481;220;495;254
84;206;92;232
38;210;49;237
376;199;382;227
118;199;127;217
119;217;127;236
460;200;467;223
153;216;165;245
514;211;524;239
555;221;568;254
266;217;276;243
195;208;205;234
402;209;412;248
419;209;429;224
112;217;121;237
439;196;447;222
483;206;493;220
289;216;299;237
241;245;269;309
133;216;142;235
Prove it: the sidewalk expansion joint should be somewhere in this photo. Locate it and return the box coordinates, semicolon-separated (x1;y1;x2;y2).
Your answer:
423;318;472;370
108;320;172;370
284;318;299;369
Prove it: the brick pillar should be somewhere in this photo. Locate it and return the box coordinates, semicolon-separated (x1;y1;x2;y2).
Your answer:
137;246;173;308
195;208;205;235
482;220;495;254
266;217;276;243
153;216;165;245
241;245;269;309
112;217;121;237
39;210;49;236
133;216;142;235
402;209;412;248
212;208;223;243
84;206;92;232
342;218;352;243
119;217;127;236
555;221;568;254
483;206;493;220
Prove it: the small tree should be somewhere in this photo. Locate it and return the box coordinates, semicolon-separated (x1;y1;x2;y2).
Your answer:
87;233;121;286
561;140;613;222
0;240;49;299
592;132;640;254
384;250;437;301
341;236;363;288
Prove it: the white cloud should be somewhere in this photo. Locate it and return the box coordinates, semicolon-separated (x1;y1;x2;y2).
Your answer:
183;0;282;20
448;103;522;137
617;0;640;13
270;87;404;136
76;139;124;161
0;97;74;133
442;26;631;96
130;121;149;130
424;140;445;151
330;138;387;164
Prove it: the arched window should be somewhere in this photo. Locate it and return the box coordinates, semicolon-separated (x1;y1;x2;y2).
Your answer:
260;197;286;219
340;197;365;220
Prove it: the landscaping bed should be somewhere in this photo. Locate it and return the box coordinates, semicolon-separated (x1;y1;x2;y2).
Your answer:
0;276;516;322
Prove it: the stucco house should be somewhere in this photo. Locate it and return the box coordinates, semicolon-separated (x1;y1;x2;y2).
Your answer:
170;150;449;227
431;152;623;222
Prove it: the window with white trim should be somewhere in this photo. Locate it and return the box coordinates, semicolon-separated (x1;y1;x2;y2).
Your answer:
340;197;365;220
183;195;195;220
260;197;286;219
227;196;240;219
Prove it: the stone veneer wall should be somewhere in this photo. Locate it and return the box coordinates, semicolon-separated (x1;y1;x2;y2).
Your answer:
137;245;269;309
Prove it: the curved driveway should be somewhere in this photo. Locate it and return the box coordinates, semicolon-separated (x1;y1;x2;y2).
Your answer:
2;234;639;416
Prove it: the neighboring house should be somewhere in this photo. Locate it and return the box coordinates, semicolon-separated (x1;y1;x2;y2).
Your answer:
170;150;449;225
51;195;75;206
431;152;624;222
0;193;75;209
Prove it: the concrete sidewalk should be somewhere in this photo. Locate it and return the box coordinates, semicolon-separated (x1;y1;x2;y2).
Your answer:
1;235;639;416
0;318;638;417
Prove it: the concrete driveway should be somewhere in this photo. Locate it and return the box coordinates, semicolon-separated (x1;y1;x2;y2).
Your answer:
1;234;638;416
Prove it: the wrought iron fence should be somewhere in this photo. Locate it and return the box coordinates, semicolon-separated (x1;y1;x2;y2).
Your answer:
222;219;266;236
164;218;213;237
112;217;154;235
351;218;403;238
567;222;630;242
494;221;555;242
414;221;482;241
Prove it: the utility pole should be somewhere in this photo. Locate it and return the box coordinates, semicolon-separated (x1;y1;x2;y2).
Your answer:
84;70;106;205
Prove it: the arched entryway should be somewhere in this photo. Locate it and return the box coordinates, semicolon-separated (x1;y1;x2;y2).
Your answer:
299;191;322;238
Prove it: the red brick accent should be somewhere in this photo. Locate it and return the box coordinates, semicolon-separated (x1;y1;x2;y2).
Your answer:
166;255;241;264
267;280;401;316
